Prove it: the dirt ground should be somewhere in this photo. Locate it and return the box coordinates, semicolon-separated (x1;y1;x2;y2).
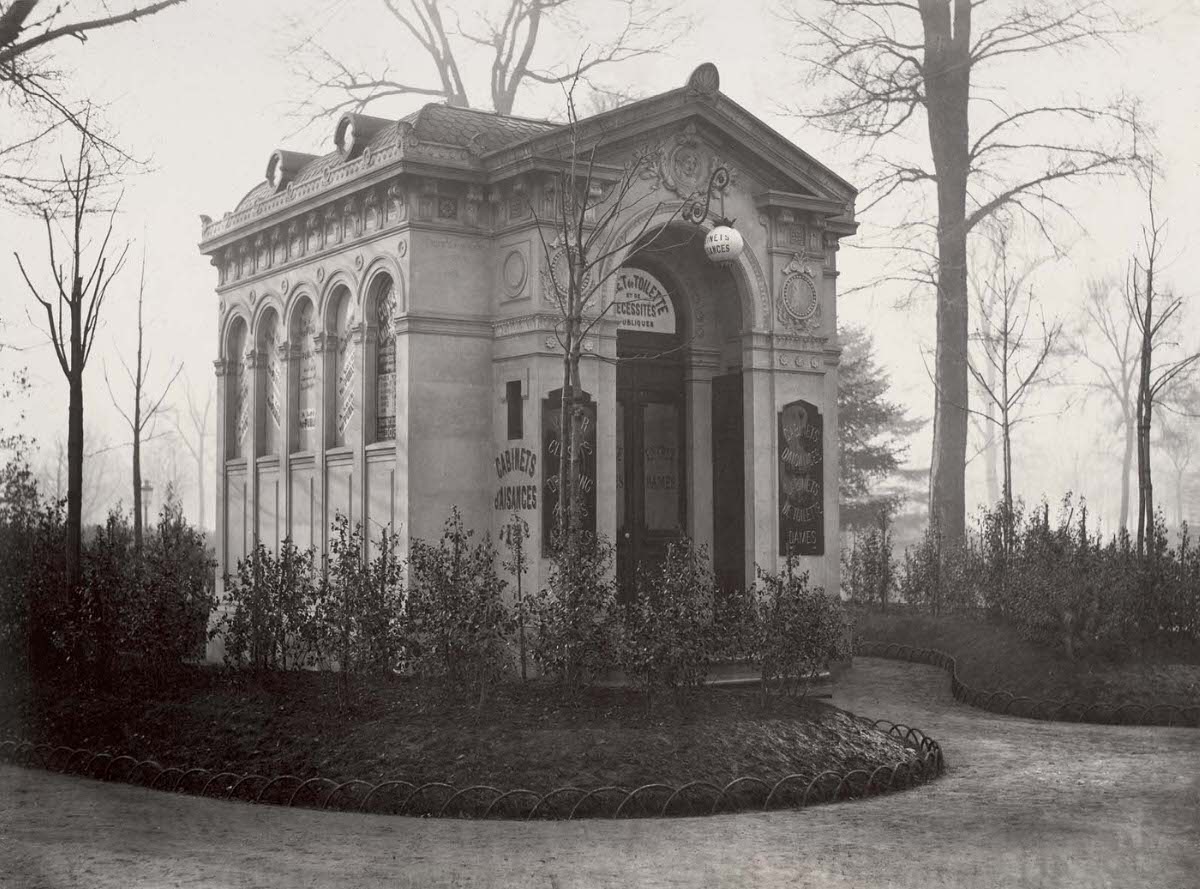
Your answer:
1;657;1197;889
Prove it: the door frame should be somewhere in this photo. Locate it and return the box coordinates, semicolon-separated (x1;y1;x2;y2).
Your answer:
615;331;687;597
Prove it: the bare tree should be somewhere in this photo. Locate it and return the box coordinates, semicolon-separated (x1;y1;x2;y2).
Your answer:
965;223;1064;551
289;0;683;123
1069;276;1141;531
784;0;1144;542
1126;178;1200;555
0;0;187;207
104;251;182;551
530;81;697;545
169;371;214;531
15;136;127;588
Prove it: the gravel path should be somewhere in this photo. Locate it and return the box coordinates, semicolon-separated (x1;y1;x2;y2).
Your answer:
1;657;1197;889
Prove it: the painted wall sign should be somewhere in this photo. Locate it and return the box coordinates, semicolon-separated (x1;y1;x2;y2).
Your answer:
542;390;597;552
494;446;538;511
778;399;824;556
612;267;676;334
297;303;317;449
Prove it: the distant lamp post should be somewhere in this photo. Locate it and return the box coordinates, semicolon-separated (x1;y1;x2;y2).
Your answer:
684;166;744;264
141;480;153;528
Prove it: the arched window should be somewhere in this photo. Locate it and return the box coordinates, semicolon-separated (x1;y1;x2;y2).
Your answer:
373;276;397;441
330;286;358;448
259;309;282;455
292;297;317;452
226;318;248;459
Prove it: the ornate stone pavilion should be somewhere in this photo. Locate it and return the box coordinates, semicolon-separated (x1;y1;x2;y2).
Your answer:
200;64;856;655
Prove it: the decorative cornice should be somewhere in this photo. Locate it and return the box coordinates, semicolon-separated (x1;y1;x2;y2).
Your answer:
394;312;494;339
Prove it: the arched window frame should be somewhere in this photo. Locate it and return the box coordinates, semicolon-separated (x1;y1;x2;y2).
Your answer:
289;294;319;454
367;273;398;443
326;283;359;449
223;315;250;460
255;305;283;457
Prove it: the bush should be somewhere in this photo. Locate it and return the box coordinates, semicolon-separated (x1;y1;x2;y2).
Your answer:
134;495;218;670
525;532;618;694
0;457;69;677
221;537;319;670
893;495;1200;660
712;582;759;663
1;470;216;683
317;514;406;680
617;540;716;701
842;510;896;610
755;560;851;699
406;508;513;702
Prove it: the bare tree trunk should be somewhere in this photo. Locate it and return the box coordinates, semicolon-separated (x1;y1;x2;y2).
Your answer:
983;384;999;505
1136;262;1154;555
923;0;972;544
67;294;84;590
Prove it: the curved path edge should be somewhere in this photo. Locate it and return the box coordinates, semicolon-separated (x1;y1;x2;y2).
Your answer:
857;639;1200;727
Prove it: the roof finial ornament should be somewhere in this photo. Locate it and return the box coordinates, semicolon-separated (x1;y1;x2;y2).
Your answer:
686;63;720;96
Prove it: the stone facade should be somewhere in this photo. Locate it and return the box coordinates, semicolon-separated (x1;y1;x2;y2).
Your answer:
200;64;857;659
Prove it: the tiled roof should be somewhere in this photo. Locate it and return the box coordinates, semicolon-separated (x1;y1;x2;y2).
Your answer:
233;104;558;213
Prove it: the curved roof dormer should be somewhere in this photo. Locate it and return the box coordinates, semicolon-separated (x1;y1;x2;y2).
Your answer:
334;113;393;161
265;149;319;192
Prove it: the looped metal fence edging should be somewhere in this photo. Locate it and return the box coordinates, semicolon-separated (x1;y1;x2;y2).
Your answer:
0;703;946;820
855;639;1200;728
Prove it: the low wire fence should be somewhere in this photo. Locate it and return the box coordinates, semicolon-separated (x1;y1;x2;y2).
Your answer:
856;640;1200;727
0;715;944;819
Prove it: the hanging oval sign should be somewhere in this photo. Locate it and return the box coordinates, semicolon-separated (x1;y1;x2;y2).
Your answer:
611;267;676;334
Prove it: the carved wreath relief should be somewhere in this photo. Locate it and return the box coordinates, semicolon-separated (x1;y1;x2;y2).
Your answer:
641;122;735;200
777;254;822;333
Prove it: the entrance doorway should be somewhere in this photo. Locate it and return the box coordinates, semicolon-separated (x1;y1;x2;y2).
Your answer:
616;330;685;598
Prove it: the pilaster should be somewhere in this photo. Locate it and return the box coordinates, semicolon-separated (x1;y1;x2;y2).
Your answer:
685;348;720;562
314;332;332;555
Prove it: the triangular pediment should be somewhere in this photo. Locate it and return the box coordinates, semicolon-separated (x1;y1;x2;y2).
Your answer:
484;77;857;223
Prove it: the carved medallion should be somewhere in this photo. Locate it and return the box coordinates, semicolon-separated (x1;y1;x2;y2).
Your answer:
542;244;591;301
778;254;822;332
503;249;528;297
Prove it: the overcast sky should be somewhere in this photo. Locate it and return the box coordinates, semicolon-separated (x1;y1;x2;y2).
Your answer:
2;0;1198;533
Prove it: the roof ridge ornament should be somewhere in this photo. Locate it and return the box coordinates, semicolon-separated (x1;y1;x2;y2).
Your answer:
686;63;720;96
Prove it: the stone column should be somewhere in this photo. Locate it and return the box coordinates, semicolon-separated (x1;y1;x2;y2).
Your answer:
588;329;619;550
314;332;332;556
278;339;293;548
685;349;720;561
209;358;229;663
246;347;263;550
742;339;777;585
351;322;368;532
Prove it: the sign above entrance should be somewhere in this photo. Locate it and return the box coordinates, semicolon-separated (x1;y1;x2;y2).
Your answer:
612;268;676;335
